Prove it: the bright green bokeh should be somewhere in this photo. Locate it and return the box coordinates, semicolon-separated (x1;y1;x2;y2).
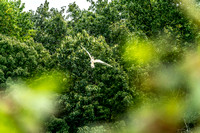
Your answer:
0;71;66;133
124;38;157;65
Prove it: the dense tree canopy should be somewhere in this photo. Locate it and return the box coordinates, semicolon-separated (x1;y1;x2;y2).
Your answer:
30;0;68;53
0;0;35;40
53;31;134;132
0;34;51;90
1;0;200;132
67;0;198;44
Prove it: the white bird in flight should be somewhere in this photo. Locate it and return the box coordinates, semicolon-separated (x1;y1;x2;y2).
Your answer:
81;46;113;68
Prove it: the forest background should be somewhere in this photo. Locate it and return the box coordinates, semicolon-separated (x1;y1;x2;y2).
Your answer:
1;0;200;132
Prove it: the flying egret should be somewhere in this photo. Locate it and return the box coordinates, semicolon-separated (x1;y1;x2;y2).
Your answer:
81;46;113;68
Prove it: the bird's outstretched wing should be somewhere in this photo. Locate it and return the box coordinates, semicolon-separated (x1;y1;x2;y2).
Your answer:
81;46;92;59
94;59;113;67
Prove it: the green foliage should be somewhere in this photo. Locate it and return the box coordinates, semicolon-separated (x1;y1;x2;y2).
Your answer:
77;120;126;133
0;0;35;40
45;116;69;133
67;0;121;42
53;31;134;132
67;0;198;45
0;73;62;133
0;34;51;90
30;0;67;53
1;0;200;132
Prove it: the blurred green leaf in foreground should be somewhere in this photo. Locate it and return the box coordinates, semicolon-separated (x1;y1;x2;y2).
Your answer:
0;71;63;133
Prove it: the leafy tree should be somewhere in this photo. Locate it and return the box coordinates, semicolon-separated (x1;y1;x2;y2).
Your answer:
30;0;68;53
52;31;135;132
0;0;35;40
0;34;51;90
1;0;200;132
67;0;198;45
67;0;121;42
